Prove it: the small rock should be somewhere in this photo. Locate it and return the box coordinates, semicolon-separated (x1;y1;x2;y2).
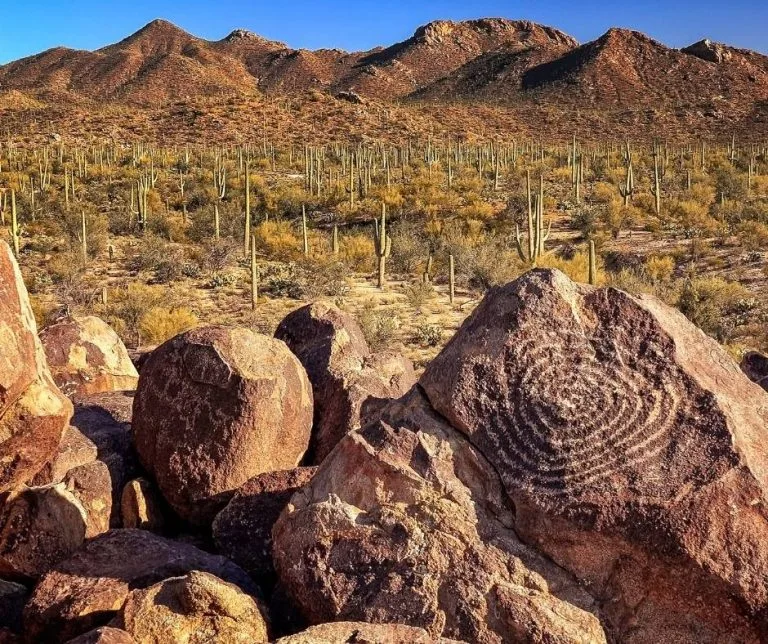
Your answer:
64;627;135;644
63;461;113;537
120;478;165;532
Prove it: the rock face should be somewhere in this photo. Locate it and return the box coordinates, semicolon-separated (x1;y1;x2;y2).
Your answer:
273;388;606;643
274;622;458;643
0;579;27;634
741;350;768;391
71;391;138;527
62;461;113;537
0;484;87;579
114;571;269;643
23;529;257;642
0;241;72;493
275;303;416;463
40;316;139;398
213;467;317;580
31;425;98;486
132;327;313;525
64;627;135;644
419;269;768;642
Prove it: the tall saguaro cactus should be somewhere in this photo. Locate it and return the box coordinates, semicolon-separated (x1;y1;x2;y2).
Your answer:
373;203;391;289
10;190;20;258
515;173;550;265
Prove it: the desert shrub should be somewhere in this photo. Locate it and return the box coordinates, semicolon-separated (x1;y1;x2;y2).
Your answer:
404;280;435;309
736;221;768;251
253;220;300;260
678;276;753;342
644;255;676;283
339;232;375;272
413;321;443;347
538;250;598;285
46;251;85;285
129;235;172;273
389;222;430;275
300;258;351;299
357;301;399;351
207;271;240;289
138;306;199;345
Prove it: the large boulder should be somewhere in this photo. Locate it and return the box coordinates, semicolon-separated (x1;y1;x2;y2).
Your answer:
23;529;257;642
274;622;460;643
213;467;317;580
0;241;72;492
132;327;313;525
741;350;768;391
275;302;416;463
114;571;269;643
0;484;87;579
419;269;768;642
40;315;139;399
273;389;606;643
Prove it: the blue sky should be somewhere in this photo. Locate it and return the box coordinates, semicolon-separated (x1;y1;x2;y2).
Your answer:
1;1;766;64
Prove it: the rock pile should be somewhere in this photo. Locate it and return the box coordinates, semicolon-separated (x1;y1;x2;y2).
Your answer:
3;243;768;644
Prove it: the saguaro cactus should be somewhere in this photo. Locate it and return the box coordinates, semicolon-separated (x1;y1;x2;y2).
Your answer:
373;203;391;289
10;190;20;258
515;174;550;264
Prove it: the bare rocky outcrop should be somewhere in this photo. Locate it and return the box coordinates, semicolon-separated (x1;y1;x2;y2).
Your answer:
273;388;606;643
274;621;462;643
23;529;257;642
213;467;317;580
114;571;269;643
741;350;768;391
275;303;415;463
0;484;87;579
0;241;72;493
132;326;313;525
64;627;135;644
40;316;139;398
420;268;768;642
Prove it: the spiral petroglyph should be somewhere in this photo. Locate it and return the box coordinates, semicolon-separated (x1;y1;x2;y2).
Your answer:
421;269;736;515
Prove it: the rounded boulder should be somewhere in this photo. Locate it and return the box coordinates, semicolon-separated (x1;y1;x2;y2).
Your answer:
132;327;313;525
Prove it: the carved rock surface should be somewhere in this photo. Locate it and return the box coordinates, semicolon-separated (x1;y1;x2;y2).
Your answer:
420;268;768;642
213;467;317;580
23;529;257;642
275;302;415;463
273;388;606;643
132;327;313;524
115;571;269;643
40;316;139;398
0;241;72;492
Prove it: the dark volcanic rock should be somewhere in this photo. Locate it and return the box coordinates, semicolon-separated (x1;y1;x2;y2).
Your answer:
23;529;257;642
420;268;768;642
132;326;313;525
213;467;317;580
0;241;72;493
275;302;415;463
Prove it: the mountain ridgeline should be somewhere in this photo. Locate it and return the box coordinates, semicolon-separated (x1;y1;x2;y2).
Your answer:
1;17;766;113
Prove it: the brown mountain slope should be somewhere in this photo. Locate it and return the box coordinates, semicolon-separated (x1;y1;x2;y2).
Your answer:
521;28;768;109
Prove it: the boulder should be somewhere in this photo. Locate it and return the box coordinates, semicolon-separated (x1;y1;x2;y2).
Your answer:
64;628;135;644
132;327;313;525
71;392;138;526
31;425;98;486
0;579;27;634
213;467;317;580
273;389;606;643
0;484;87;579
23;529;257;642
63;461;112;537
0;241;72;492
274;622;459;643
114;571;269;643
275;303;415;463
741;350;768;391
120;478;166;532
40;315;139;398
420;269;768;642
